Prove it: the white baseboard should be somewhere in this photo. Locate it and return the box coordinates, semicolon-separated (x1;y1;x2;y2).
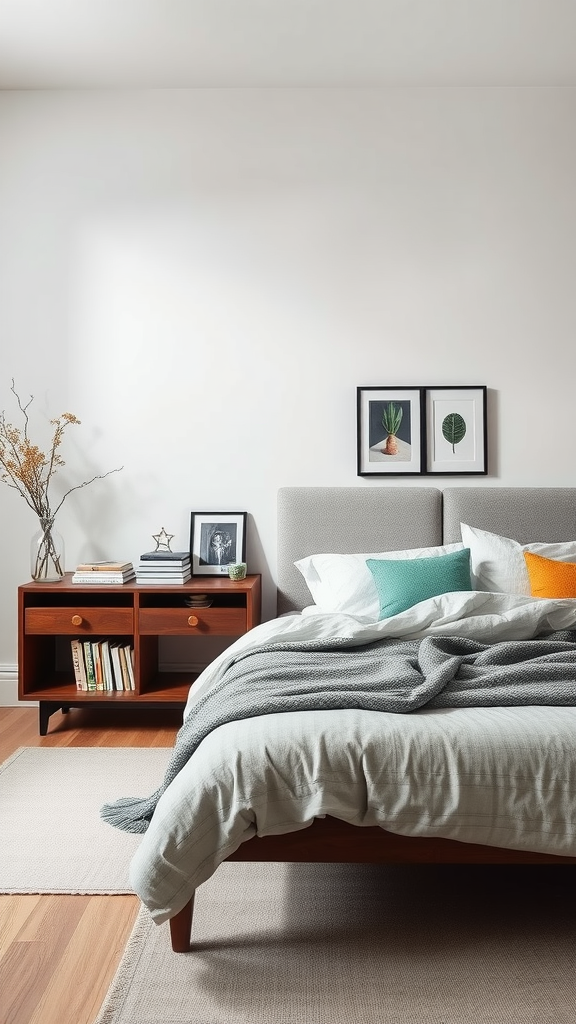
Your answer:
0;665;32;707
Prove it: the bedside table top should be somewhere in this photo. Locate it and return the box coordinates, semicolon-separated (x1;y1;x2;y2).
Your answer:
19;573;261;593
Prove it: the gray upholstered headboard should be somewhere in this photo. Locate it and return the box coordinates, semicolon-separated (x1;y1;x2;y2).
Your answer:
277;485;576;615
277;487;443;615
443;487;576;544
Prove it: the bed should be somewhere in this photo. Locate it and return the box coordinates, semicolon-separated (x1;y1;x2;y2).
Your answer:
105;486;576;951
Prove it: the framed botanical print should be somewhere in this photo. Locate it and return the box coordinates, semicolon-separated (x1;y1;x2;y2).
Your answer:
356;387;424;476
424;386;487;475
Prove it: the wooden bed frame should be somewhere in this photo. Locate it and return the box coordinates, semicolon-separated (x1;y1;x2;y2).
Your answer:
166;486;576;950
169;819;576;951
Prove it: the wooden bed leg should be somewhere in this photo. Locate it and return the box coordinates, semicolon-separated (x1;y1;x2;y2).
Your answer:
169;894;195;952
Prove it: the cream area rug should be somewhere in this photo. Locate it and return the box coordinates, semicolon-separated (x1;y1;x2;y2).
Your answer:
0;746;171;893
95;861;576;1024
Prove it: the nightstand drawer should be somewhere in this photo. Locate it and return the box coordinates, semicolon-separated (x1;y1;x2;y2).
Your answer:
139;606;246;635
25;607;134;634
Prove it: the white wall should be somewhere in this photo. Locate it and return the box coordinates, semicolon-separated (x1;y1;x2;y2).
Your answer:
1;87;576;698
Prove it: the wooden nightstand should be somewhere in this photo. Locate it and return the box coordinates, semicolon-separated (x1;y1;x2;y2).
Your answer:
18;574;262;734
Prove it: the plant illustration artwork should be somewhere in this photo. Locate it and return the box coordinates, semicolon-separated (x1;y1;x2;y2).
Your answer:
357;387;422;475
442;412;467;454
381;402;403;455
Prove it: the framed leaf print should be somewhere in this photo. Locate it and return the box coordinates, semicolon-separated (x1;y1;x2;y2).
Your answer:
425;386;487;475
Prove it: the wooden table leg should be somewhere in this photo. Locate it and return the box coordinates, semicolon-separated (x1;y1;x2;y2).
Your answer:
38;701;63;735
169;894;195;952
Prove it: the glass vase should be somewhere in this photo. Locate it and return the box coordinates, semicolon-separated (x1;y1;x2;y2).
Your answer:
30;519;65;582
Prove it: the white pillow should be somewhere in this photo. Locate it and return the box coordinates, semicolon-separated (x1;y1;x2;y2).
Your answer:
295;543;464;621
460;523;576;595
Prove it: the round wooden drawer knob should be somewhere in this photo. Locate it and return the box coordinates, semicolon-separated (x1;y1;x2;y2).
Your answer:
71;614;83;627
187;615;199;627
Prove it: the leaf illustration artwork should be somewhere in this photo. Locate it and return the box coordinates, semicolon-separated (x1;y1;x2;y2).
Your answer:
442;412;466;454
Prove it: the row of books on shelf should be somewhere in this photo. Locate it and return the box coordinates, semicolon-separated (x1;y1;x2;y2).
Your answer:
70;638;135;691
72;551;192;585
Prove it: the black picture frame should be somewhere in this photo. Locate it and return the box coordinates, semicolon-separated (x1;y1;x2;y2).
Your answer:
356;386;425;476
189;512;247;576
424;386;488;475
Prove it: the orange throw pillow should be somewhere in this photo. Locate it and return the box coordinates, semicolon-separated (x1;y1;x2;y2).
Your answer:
523;550;576;598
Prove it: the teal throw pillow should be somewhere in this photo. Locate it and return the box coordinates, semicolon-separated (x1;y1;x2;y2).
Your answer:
366;548;472;619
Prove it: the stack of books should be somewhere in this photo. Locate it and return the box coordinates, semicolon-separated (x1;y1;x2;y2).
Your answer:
136;550;192;584
72;561;135;584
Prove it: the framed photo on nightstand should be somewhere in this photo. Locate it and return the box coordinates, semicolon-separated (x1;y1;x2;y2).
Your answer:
189;511;247;575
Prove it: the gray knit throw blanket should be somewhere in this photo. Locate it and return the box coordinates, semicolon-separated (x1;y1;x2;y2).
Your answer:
100;630;576;834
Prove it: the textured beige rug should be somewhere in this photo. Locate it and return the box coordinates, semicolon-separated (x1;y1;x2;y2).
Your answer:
95;861;576;1024
0;746;171;893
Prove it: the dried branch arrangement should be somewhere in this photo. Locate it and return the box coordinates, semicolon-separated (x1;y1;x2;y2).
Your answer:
0;380;122;577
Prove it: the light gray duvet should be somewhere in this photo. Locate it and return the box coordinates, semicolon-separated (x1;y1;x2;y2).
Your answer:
127;597;576;924
130;703;576;924
105;630;576;834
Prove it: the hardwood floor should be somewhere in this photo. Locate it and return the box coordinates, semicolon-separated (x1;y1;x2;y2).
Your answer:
0;705;181;1024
